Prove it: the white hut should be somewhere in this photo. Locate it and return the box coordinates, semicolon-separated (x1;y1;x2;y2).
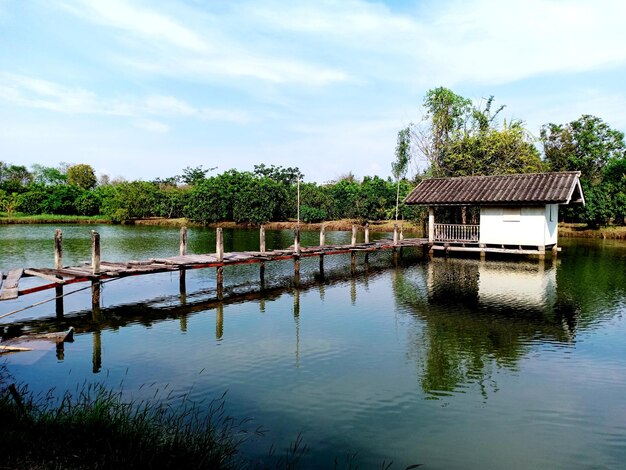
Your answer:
405;171;585;255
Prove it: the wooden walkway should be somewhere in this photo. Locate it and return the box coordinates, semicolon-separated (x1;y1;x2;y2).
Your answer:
0;225;429;304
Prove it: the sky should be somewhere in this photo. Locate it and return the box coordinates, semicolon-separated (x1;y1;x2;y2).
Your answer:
1;0;625;183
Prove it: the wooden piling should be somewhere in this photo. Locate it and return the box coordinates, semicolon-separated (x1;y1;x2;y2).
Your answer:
351;225;357;246
364;223;369;243
180;226;187;256
216;266;224;298
216;227;224;294
294;227;301;276
91;281;101;318
54;229;63;269
54;229;64;318
91;230;101;316
294;227;301;254
91;230;100;275
393;224;399;246
319;225;326;246
179;226;187;302
216;227;224;262
260;225;266;283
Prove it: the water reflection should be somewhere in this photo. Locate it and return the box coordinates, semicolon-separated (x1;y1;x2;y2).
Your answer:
393;258;576;399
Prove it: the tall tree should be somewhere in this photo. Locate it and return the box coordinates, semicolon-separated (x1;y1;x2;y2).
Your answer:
392;127;411;221
67;164;97;189
418;87;472;175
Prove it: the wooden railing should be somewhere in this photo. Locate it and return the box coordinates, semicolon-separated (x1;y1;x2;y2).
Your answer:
434;224;480;243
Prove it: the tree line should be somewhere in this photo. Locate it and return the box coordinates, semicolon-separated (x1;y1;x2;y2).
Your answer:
0;162;421;224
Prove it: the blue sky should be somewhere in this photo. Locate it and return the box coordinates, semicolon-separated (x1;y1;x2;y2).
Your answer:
1;0;625;183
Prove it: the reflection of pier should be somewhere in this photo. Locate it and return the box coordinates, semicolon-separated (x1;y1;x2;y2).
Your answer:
1;225;425;318
2;258;382;371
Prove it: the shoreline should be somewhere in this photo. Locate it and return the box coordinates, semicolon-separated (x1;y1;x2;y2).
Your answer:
2;216;625;239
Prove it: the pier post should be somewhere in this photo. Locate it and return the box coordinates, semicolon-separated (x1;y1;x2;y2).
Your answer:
351;225;357;272
319;225;325;276
393;223;399;246
294;227;301;254
294;228;301;277
400;224;404;241
552;244;558;260
180;226;187;256
91;230;101;316
54;229;64;318
216;227;224;296
91;230;100;275
216;227;224;262
216;267;224;299
260;225;266;253
179;226;187;302
480;243;486;260
259;225;266;284
54;229;63;269
364;223;370;263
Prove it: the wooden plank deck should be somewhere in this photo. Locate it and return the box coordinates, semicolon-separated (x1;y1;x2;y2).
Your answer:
0;269;24;300
0;237;429;302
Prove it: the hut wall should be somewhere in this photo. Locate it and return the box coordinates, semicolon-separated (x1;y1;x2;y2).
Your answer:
544;203;559;246
479;205;552;246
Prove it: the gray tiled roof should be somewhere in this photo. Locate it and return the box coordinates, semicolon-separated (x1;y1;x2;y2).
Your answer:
404;171;584;206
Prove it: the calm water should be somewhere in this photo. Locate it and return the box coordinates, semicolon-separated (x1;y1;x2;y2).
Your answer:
1;225;626;469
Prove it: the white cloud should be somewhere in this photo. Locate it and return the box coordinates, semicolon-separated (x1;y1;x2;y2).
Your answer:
59;0;209;52
0;72;251;124
133;119;170;133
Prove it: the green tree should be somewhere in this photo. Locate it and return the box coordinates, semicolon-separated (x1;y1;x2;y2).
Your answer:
392;127;411;221
541;115;626;184
0;162;33;192
179;165;216;186
67;164;97;190
442;120;543;177
419;87;472;175
31;164;67;185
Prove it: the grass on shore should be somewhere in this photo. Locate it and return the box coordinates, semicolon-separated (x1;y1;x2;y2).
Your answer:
0;373;261;470
558;223;626;239
0;213;109;224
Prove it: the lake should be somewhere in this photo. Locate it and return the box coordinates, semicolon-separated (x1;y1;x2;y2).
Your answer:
1;224;626;469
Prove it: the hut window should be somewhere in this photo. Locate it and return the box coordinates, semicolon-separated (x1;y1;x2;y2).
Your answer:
503;207;521;222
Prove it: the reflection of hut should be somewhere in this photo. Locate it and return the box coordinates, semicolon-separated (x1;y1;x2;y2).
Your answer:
405;172;585;257
478;263;557;308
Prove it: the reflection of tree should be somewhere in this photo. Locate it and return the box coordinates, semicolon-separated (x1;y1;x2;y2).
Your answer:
393;259;575;399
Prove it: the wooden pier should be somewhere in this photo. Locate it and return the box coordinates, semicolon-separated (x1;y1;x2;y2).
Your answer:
1;224;429;316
